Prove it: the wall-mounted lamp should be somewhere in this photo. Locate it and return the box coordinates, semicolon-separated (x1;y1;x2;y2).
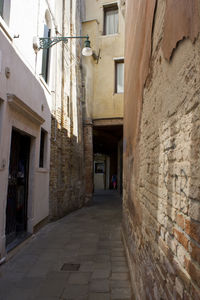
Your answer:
82;38;92;56
33;35;92;57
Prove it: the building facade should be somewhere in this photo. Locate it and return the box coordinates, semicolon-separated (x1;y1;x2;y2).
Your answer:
82;0;125;197
0;0;54;258
49;0;86;219
123;0;200;299
0;0;85;259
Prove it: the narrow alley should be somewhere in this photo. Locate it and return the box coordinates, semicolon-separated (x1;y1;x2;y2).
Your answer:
1;0;200;299
0;191;133;300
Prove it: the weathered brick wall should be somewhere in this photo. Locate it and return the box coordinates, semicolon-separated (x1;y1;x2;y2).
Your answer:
50;115;85;219
49;0;85;219
123;0;200;299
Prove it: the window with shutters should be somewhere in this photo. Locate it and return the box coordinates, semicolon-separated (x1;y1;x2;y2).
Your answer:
104;4;118;35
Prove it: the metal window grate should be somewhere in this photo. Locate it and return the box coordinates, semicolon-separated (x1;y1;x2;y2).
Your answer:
61;263;80;271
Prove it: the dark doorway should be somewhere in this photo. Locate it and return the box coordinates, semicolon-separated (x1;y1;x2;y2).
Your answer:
6;129;30;248
93;124;123;193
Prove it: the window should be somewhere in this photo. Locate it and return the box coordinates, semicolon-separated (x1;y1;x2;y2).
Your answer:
0;0;11;25
95;163;105;174
104;4;118;35
115;60;124;93
41;24;51;83
0;0;4;17
39;128;47;168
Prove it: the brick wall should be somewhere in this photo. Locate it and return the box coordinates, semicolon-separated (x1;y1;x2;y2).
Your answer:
123;0;200;299
50;115;85;219
49;0;86;219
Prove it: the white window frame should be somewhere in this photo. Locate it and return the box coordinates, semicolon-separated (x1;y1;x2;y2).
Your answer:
115;59;124;94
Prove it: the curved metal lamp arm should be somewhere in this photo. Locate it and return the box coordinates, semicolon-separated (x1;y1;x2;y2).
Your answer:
39;35;90;50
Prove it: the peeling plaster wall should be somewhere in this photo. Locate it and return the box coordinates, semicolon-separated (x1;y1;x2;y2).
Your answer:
124;0;157;155
162;0;200;61
123;0;200;299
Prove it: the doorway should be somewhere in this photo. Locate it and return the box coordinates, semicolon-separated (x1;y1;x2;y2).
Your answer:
94;159;105;190
93;124;123;193
6;129;30;248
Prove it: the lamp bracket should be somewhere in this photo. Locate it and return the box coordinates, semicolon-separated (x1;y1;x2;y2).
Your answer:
39;35;90;50
92;49;101;64
39;37;68;49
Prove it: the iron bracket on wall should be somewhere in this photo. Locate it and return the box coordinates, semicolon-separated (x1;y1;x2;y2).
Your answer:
39;35;90;50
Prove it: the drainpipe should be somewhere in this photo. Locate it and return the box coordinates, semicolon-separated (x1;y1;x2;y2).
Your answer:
70;0;73;138
61;0;65;129
69;0;73;192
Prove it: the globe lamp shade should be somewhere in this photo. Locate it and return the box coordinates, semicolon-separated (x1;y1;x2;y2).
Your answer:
82;47;92;56
82;39;92;56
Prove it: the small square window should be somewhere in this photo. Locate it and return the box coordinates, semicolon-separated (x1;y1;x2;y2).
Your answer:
104;4;118;35
115;60;124;93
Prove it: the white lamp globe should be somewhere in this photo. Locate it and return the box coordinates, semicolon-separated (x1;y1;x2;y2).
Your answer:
82;38;92;56
82;47;93;56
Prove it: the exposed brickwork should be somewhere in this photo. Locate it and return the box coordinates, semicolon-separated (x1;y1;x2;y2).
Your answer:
50;116;85;219
185;219;200;244
123;0;200;298
49;0;86;219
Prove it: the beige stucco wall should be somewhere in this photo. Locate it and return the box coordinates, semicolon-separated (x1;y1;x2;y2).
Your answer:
82;0;125;120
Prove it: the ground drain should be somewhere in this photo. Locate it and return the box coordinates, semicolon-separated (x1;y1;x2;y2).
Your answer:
61;263;80;271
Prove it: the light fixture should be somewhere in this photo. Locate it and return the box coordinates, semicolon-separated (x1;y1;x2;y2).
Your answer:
82;38;93;57
33;35;92;57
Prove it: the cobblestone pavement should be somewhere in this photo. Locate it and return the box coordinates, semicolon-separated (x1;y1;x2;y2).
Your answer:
0;191;134;300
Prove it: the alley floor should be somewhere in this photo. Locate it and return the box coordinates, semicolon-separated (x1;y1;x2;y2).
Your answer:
0;191;134;300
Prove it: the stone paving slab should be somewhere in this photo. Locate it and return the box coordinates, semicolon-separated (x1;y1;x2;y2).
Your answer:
0;191;134;300
90;279;110;293
92;269;110;279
